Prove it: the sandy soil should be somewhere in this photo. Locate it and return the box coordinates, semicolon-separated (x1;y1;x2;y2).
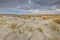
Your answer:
0;14;60;40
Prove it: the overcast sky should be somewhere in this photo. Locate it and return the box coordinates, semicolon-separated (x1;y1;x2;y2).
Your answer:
0;0;60;13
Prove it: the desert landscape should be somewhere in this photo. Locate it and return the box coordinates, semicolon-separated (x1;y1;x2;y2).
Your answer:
0;14;60;40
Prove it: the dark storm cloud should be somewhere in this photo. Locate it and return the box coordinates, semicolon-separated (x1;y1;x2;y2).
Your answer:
32;0;59;5
0;0;60;10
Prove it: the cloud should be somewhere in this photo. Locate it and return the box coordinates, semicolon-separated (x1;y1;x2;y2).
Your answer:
0;0;60;13
0;0;60;8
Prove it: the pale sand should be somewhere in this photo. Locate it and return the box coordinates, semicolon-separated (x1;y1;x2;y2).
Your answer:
0;14;60;40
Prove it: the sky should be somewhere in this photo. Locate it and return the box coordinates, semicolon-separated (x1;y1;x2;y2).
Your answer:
0;0;60;14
